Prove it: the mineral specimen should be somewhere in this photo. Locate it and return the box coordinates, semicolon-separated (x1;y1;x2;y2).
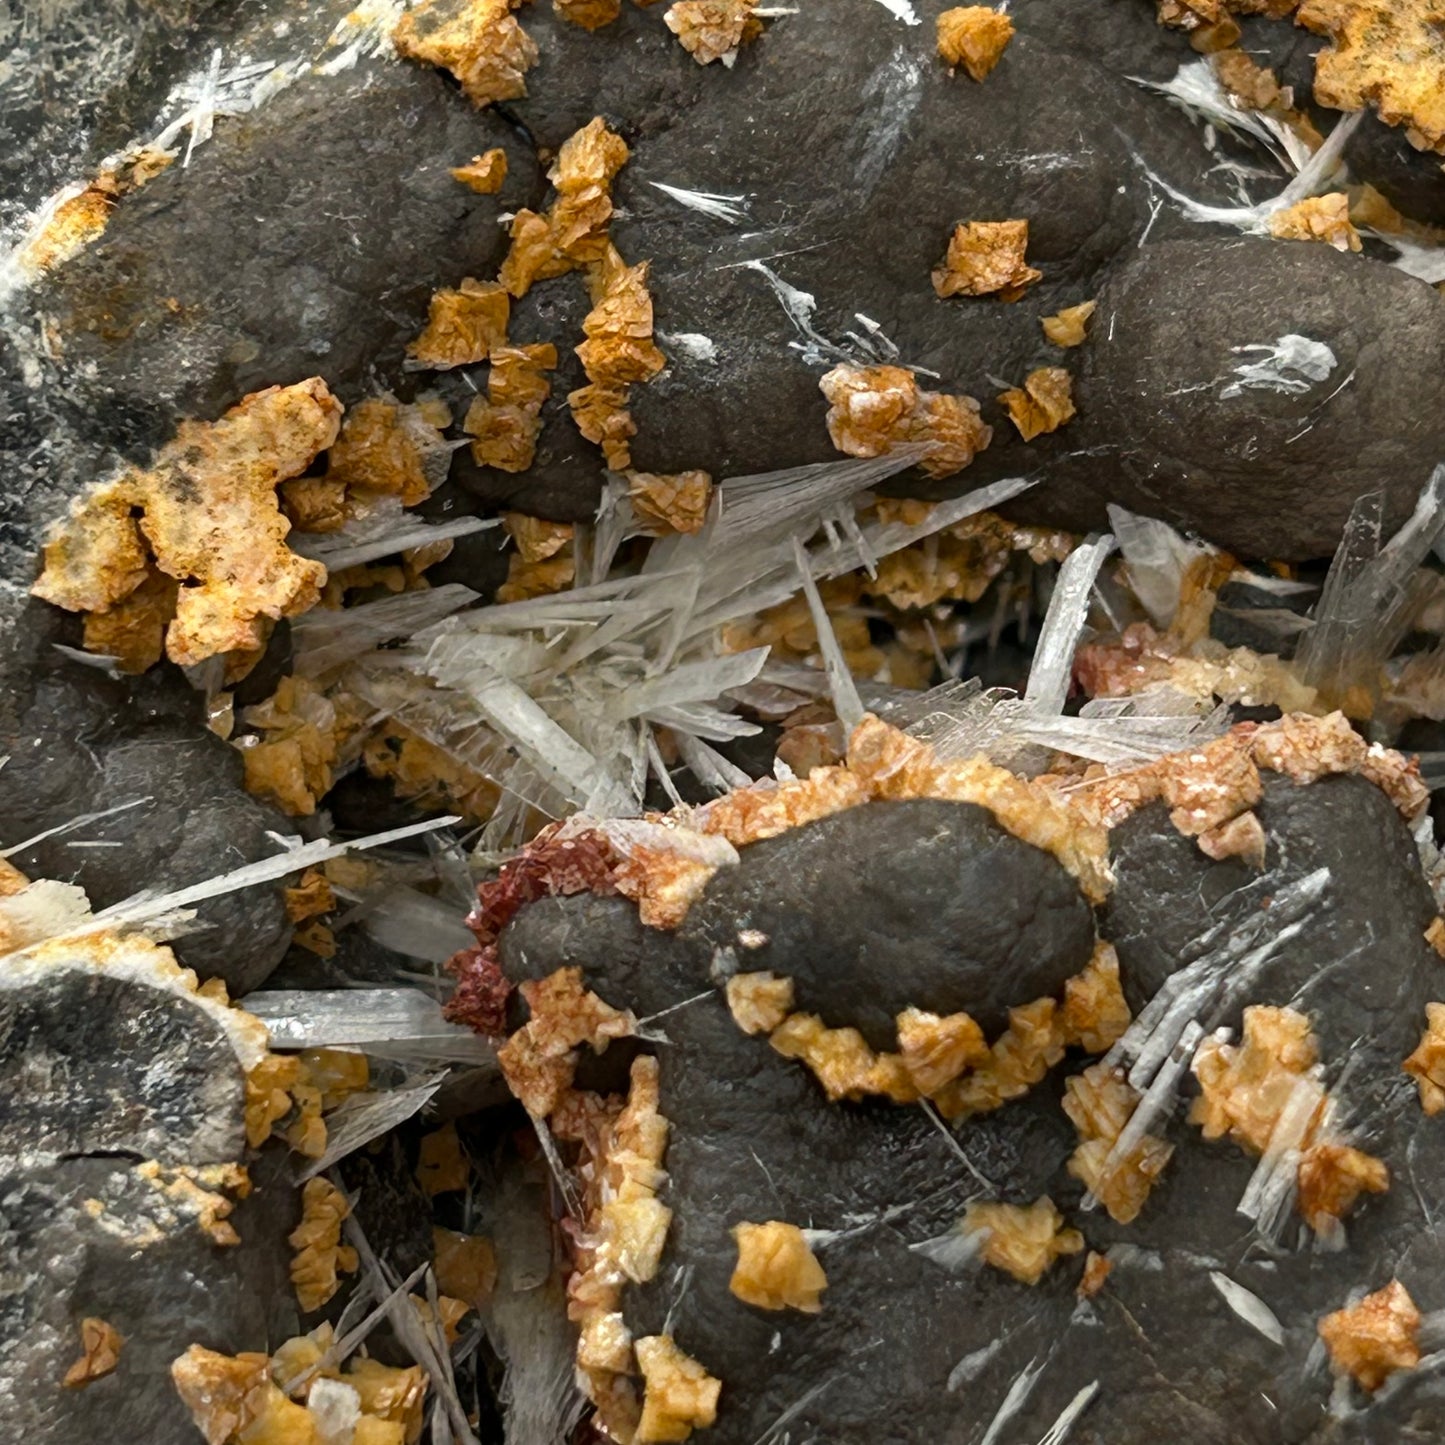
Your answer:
9;3;1445;1443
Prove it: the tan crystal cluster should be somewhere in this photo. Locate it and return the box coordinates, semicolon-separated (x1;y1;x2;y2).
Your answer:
289;1177;359;1313
406;278;510;369
361;722;503;823
130;1160;252;1247
863;506;1074;612
497;966;637;1116
769;1011;920;1102
464;343;558;472
664;0;763;65
692;714;1111;902
998;367;1076;441
729;1221;829;1312
1210;43;1325;146
936;7;1015;80
243;675;462;823
416;1122;471;1196
243;1045;369;1156
63;1318;124;1388
820;364;993;482
558;1057;720;1443
571;243;668;471
1403;1001;1445;1113
1041;300;1097;347
611;829;740;930
725;971;796;1034
758;938;1128;1114
1075;620;1320;716
1078;1249;1112;1299
172;1332;425;1445
32;379;341;671
496;512;576;601
932;944;1131;1119
433;1226;499;1308
501;116;630;296
932;219;1041;301
1063;1061;1174;1224
393;0;538;109
1318;1280;1422;1393
961;1197;1084;1285
450;147;508;192
1191;1005;1389;1234
628;469;714;535
635;1336;722;1443
1268;193;1363;251
1060;712;1428;863
556;0;623;30
234;674;355;818
1156;0;1299;29
1156;0;1445;155
283;866;340;957
14;147;172;279
897;1005;991;1094
487;117;674;475
1297;0;1445;153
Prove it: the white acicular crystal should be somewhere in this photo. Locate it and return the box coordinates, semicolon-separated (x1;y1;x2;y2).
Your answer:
244;987;493;1062
1141;108;1362;236
299;1076;446;1180
1106;504;1215;630
1220;335;1337;400
291;584;479;677
1208;1272;1286;1346
648;182;748;224
1025;533;1116;716
1305;464;1445;700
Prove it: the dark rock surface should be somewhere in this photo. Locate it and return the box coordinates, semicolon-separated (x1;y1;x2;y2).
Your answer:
490;769;1445;1444
0;956;297;1443
1347;117;1445;229
1105;771;1439;1061
501;889;696;1020
436;0;1445;553
29;60;539;462
0;964;246;1164
680;797;1098;1047
1076;237;1445;560
0;1149;299;1444
0;0;224;233
5;3;1445;1441
0;601;296;993
0;5;545;989
1209;577;1316;659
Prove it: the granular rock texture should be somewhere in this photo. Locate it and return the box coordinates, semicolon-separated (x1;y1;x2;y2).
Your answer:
0;966;246;1164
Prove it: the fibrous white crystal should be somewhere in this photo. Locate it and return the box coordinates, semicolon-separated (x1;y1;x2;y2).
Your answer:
1220;336;1337;401
242;987;494;1063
